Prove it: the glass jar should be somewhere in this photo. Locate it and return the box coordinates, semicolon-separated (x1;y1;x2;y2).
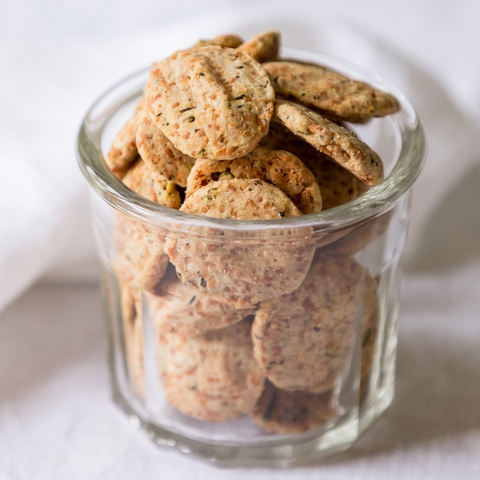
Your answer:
77;47;426;467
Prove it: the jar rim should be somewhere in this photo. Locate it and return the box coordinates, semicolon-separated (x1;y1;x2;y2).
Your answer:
77;46;426;234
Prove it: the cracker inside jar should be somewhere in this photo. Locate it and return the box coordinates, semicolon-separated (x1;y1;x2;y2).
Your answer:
104;30;401;431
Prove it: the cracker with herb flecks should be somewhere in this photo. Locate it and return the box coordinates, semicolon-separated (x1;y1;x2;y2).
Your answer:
136;110;195;187
264;61;400;122
252;255;363;394
158;318;265;422
236;30;280;63
165;179;315;308
145;46;274;160
186;146;322;214
147;264;256;337
275;99;384;185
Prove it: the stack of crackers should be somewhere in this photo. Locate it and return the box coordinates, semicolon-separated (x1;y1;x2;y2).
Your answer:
108;31;400;434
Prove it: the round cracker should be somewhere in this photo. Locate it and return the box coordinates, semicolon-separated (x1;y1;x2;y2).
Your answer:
274;99;384;185
147;265;256;337
252;255;364;393
249;381;337;434
264;61;400;121
136;111;196;187
115;160;180;291
181;178;302;220
194;34;244;49
236;30;280;63
260;121;359;209
145;46;274;160
158;318;265;422
165;179;315;307
122;158;182;207
114;215;169;292
186;146;322;214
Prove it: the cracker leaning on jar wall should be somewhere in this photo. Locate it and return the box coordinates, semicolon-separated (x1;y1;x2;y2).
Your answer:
106;96;146;179
252;254;364;393
274;99;384;185
157;318;265;422
147;264;257;337
114;160;180;292
136;109;196;187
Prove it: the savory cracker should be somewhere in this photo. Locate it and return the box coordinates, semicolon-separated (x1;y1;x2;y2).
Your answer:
194;34;244;49
114;160;181;291
106;96;145;178
122;158;182;207
181;177;302;220
186;146;322;214
274;99;384;185
136;111;195;188
165;179;315;308
147;265;256;337
145;46;274;160
264;61;400;121
114;216;169;292
250;381;337;434
236;30;280;63
252;255;363;393
260;121;359;209
158;318;265;422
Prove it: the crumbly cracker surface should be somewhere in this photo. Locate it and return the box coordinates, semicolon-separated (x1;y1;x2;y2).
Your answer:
275;99;384;185
114;215;169;292
147;265;256;337
145;46;274;160
158;319;265;422
264;61;400;121
122;159;182;207
186;146;322;214
136;111;195;188
236;31;280;63
165;179;314;307
181;178;302;219
252;254;364;393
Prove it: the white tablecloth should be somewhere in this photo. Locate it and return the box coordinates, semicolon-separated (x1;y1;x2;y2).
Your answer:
2;271;480;479
1;0;480;477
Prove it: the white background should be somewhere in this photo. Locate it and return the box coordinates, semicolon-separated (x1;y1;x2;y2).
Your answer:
1;0;480;478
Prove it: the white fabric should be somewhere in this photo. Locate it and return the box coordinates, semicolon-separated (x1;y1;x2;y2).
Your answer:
2;273;480;478
1;0;480;476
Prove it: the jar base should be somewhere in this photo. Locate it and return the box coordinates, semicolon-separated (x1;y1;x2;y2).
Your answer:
111;378;394;467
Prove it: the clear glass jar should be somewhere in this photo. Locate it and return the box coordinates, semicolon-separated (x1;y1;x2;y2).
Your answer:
77;47;426;467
